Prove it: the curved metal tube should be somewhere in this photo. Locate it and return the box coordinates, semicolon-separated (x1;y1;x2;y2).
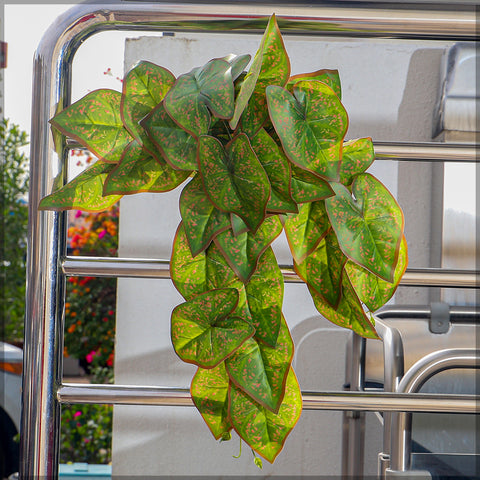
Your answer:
389;349;480;472
22;2;479;479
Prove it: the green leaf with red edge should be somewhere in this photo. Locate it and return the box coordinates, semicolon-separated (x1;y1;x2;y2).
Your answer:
171;224;250;320
245;247;284;347
284;200;330;263
171;288;254;369
346;235;408;311
103;140;189;196
295;228;347;308
198;134;270;232
191;363;232;439
339;137;375;186
179;175;231;256
38;161;121;212
250;129;297;213
288;70;341;99
225;315;293;413
325;174;404;283
309;274;378;339
229;367;302;463
215;216;283;283
231;214;249;236
121;61;175;158
50;89;133;163
221;53;251;81
290;164;334;204
266;81;348;180
141;101;198;171
230;14;290;133
164;58;235;138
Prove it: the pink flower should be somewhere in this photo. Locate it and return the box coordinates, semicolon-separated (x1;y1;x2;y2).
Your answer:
75;210;82;218
74;411;82;418
85;350;97;363
98;229;106;239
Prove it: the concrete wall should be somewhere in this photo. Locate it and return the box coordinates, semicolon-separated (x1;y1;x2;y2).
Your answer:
112;32;452;477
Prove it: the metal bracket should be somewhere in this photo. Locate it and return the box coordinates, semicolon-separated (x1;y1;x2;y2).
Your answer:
429;302;450;334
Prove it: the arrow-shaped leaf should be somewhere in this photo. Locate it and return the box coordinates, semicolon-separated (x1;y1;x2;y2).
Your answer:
225;315;293;413
325;174;404;282
221;53;251;81
50;89;133;163
246;247;284;348
229;367;302;463
179;175;231;256
266;81;348;180
309;274;378;339
339;137;375;186
346;234;408;311
141;101;198;171
103;140;189;195
290;164;334;204
121;61;175;158
191;363;232;439
295;228;347;308
171;288;254;369
288;69;341;99
198;134;270;232
38;161;121;212
215;216;283;283
250;129;297;213
164;58;235;137
284;200;330;263
230;14;290;132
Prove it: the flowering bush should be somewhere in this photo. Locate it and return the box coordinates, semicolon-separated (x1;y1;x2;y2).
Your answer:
62;182;118;463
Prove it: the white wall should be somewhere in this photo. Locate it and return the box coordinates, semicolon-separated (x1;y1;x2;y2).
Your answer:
112;32;451;477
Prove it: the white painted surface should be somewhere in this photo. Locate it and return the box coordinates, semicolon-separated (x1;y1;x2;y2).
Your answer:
113;32;451;477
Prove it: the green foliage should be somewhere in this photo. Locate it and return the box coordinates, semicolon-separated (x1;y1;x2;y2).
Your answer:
1;119;29;342
40;15;407;464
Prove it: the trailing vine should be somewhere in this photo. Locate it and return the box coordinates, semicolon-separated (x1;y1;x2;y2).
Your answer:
40;15;406;463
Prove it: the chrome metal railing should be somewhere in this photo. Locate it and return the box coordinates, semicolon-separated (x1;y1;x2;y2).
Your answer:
22;2;479;479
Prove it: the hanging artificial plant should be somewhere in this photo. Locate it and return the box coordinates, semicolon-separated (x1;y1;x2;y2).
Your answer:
40;15;407;464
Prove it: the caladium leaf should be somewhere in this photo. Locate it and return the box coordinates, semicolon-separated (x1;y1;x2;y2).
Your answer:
231;214;249;237
230;14;290;133
325;174;404;283
226;314;293;413
121;61;175;157
339;137;375;186
50;89;133;163
38;161;121;212
266;81;348;180
221;53;251;81
250;129;297;213
309;274;378;339
284;200;330;263
179;175;231;256
295;228;347;308
171;224;250;320
198;134;270;232
171;288;254;369
288;69;341;99
164;58;235;137
141;101;198;171
229;367;302;463
245;247;284;347
346;235;408;311
290;164;334;204
191;363;232;439
215;216;283;283
103;140;189;195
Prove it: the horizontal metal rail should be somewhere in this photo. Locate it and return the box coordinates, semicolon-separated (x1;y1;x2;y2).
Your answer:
62;256;479;288
66;139;478;163
58;383;479;414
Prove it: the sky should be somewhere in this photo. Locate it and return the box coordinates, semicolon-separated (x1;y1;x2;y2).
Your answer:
3;3;477;218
